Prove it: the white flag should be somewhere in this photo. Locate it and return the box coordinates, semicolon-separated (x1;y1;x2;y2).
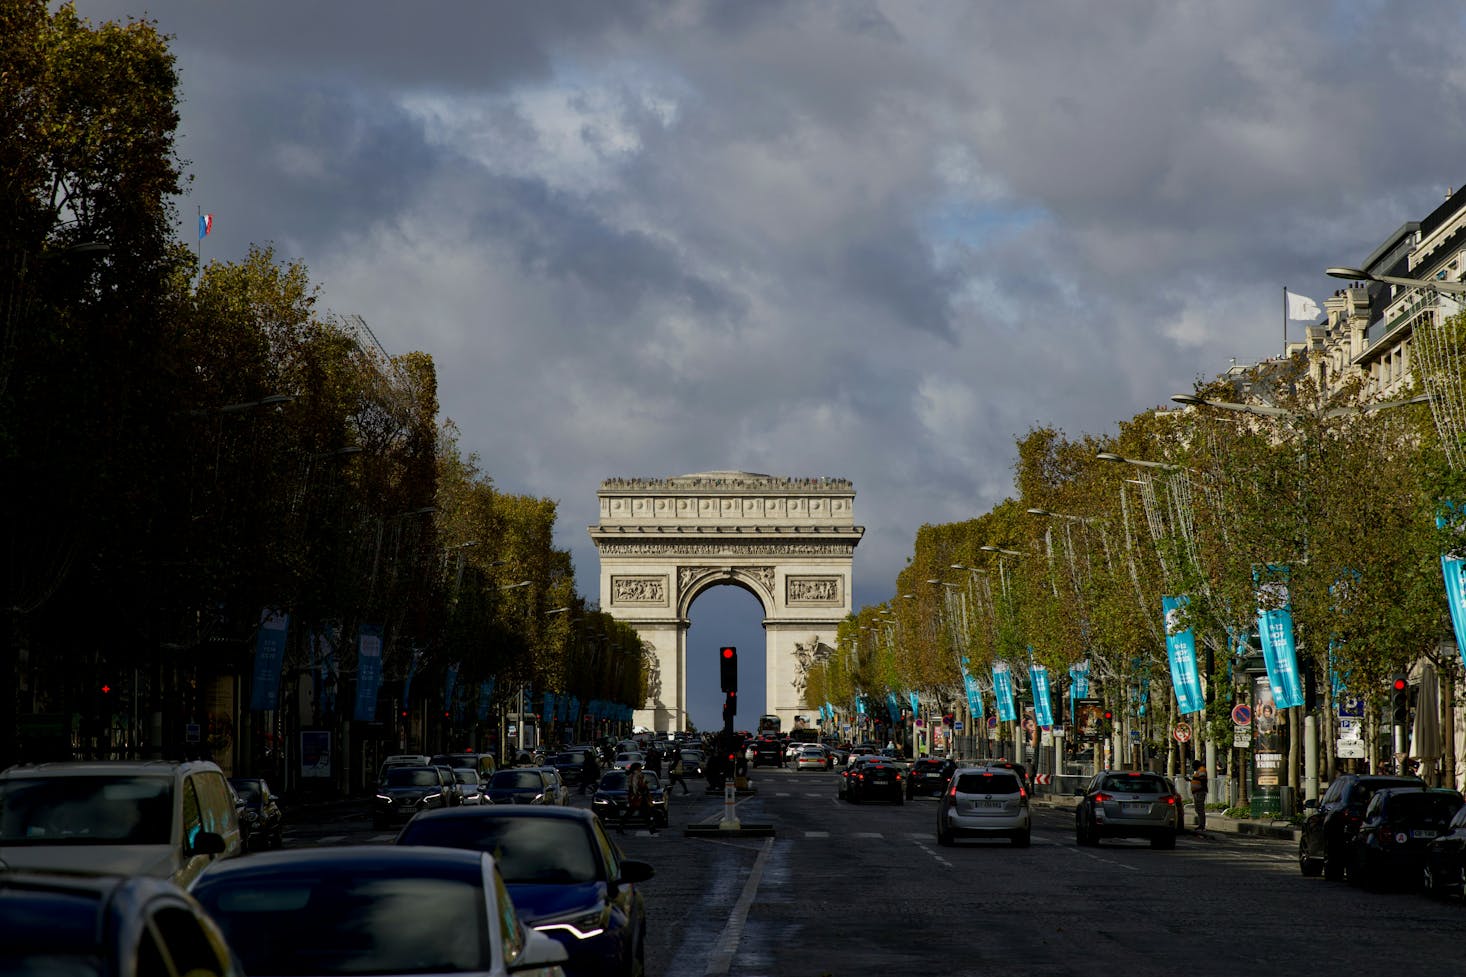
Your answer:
1286;291;1321;320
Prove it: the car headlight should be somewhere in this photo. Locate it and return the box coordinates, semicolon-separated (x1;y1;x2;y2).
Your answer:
534;908;606;940
375;794;391;803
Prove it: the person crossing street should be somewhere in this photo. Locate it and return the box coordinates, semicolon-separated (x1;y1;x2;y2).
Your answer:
1189;759;1209;831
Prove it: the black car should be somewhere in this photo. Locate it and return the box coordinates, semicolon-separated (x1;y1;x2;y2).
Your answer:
229;776;284;850
1299;774;1425;880
547;751;589;789
848;760;905;804
397;806;651;977
0;871;240;977
752;736;785;768
372;765;455;828
1423;802;1466;897
484;768;554;805
592;771;670;828
1348;787;1464;889
906;758;957;799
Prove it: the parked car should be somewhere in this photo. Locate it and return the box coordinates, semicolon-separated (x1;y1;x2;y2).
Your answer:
485;768;554;805
1424;802;1466;897
372;765;455;828
907;757;958;799
1347;787;1464;889
847;760;905;805
591;770;670;828
1074;770;1182;849
1298;773;1425;880
0;759;243;887
938;766;1032;847
0;871;241;977
397;806;652;977
228;776;284;850
189;845;567;977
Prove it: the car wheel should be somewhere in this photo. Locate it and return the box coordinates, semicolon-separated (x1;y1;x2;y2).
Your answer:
937;823;955;847
1424;861;1452;898
1012;828;1031;848
1298;839;1322;877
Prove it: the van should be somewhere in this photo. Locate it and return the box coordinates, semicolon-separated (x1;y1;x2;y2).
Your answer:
0;759;243;888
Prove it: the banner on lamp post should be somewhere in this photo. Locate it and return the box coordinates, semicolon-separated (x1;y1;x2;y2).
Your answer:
1254;568;1304;709
963;671;984;719
992;663;1017;722
1029;663;1054;728
1162;596;1206;715
353;624;384;722
250;610;289;712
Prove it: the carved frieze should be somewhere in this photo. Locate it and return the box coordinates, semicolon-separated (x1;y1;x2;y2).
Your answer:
611;575;668;605
786;575;843;604
677;565;776;597
599;542;854;556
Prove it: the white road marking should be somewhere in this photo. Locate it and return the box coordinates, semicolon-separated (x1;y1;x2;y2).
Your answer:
852;832;883;839
804;830;830;838
704;836;774;977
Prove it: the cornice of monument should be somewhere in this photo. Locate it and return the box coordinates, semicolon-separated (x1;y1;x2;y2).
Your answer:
598;471;855;495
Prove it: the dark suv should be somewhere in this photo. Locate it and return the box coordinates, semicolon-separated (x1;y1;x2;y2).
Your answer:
907;758;957;799
1299;773;1425;880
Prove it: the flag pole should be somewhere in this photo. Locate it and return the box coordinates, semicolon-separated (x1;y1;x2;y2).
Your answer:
196;204;202;269
1282;286;1287;358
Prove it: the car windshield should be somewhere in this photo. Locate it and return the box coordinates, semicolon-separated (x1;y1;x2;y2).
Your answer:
1100;774;1170;794
195;872;490;976
399;817;600;884
1384;792;1462;824
489;771;543;790
384;769;440;788
453;769;478;785
599;772;629;790
0;776;172;844
230;780;263;803
955;772;1021;793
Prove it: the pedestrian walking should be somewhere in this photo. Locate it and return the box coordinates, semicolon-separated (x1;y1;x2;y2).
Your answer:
668;753;689;794
619;762;657;835
646;746;662;778
1189;759;1209;831
579;749;601;795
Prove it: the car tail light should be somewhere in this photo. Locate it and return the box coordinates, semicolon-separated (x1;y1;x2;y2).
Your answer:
1164;795;1176;806
948;784;958;799
1092;792;1111;804
895;774;902;781
1018;786;1027;799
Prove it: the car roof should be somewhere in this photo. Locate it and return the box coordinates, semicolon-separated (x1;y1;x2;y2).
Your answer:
410;805;594;824
192;844;490;883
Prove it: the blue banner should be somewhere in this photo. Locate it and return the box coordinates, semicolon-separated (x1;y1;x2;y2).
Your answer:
1255;571;1305;709
963;671;984;718
1443;555;1466;672
885;692;901;724
992;664;1017;722
908;691;920;721
1029;663;1054;727
856;697;867;716
353;624;384;722
250;610;289;712
1162;596;1205;715
1069;660;1090;699
476;680;494;722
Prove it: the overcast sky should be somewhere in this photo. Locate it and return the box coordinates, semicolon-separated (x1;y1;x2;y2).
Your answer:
68;0;1466;728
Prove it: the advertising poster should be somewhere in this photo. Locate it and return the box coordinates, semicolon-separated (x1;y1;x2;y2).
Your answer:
300;730;331;779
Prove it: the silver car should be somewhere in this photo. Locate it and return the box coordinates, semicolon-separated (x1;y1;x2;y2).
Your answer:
1074;770;1182;849
937;766;1031;847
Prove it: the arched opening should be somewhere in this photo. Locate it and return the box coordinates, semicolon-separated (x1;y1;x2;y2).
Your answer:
685;585;766;733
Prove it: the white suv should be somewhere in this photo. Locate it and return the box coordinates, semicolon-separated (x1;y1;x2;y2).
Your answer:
937;766;1032;847
0;759;243;886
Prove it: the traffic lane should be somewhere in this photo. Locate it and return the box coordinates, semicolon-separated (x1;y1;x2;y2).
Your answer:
731;780;1465;976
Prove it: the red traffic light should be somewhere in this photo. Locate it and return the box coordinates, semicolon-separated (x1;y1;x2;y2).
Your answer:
100;684;112;694
1102;710;1113;720
1392;677;1408;692
721;647;735;659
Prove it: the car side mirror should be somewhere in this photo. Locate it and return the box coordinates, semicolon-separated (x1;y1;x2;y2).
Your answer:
188;831;227;856
1303;798;1318;810
616;858;655;886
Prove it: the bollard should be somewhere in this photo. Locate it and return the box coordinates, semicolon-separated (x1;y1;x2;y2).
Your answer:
719;782;741;830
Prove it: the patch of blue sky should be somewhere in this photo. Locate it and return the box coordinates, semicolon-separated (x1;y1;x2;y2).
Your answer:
924;200;1047;250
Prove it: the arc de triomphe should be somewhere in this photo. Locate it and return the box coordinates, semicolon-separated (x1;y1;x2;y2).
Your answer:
589;471;863;733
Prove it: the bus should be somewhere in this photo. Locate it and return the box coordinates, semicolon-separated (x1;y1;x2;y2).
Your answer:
757;714;781;735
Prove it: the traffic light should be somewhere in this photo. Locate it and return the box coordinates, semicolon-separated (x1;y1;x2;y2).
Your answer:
1391;674;1409;725
719;646;738;693
722;691;737;722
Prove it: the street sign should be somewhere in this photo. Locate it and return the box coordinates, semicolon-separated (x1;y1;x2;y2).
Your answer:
1231;703;1252;726
1336;739;1365;758
1338;718;1362;741
988;716;998;729
1173;721;1192;743
953;721;964;731
1233;726;1251;748
186;723;201;743
1337;694;1364;719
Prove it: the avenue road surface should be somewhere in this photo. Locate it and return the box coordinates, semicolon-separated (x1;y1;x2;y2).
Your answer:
286;766;1464;976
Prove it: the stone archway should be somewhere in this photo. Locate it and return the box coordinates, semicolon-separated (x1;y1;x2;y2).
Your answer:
589;471;863;732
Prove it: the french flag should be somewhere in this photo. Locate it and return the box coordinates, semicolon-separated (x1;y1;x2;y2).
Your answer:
198;213;214;240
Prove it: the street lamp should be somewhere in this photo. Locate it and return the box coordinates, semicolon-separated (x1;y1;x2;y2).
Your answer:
1325;265;1466;295
1170;391;1429;419
1096;452;1184;471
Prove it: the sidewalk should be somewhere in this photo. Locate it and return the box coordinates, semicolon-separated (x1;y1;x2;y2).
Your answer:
1030;793;1297;840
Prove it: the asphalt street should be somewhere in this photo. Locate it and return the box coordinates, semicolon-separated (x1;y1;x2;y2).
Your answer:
284;766;1466;976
